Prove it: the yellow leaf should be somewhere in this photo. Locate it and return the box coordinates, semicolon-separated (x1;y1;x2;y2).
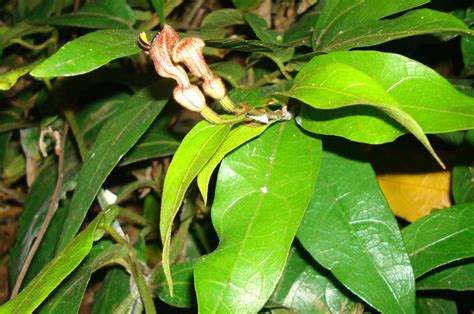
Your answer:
377;171;451;222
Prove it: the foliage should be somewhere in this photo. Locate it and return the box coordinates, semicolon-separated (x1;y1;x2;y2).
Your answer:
0;0;473;313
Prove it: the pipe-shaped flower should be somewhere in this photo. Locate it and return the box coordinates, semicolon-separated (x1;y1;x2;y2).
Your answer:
172;37;226;100
173;85;207;112
148;25;190;87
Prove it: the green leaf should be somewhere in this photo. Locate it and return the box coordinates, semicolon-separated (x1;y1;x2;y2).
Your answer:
150;0;165;26
209;62;245;88
200;9;244;39
0;61;39;91
452;130;474;204
283;9;319;47
270;247;362;313
415;296;457;314
205;38;288;52
402;203;474;278
194;121;322;312
160;121;232;294
416;259;474;291
120;119;179;166
244;13;283;44
229;88;274;108
56;83;171;252
91;268;130;314
312;0;473;52
34;0;135;29
297;145;415;313
156;261;196;308
0;212;105;313
197;124;270;204
39;241;128;313
30;29;142;78
286;51;474;166
0;22;52;50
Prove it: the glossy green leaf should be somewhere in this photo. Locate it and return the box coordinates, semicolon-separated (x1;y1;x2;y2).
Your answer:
150;0;165;25
156;261;195;308
416;259;474;291
287;51;474;166
283;9;319;47
56;83;171;252
402;203;474;278
0;61;39;91
452;130;474;204
160;121;232;294
34;0;135;29
197;124;270;204
120;119;179;166
30;29;143;78
229;88;273;108
270;247;362;313
0;212;105;313
39;241;128;313
297;145;415;313
312;0;473;52
194;121;322;312
415;296;457;314
91;268;130;314
205;38;288;52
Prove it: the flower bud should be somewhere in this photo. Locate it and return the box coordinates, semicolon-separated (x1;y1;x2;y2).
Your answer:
202;77;226;100
173;85;206;112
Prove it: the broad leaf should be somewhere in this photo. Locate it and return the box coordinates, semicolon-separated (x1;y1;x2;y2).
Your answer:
286;51;474;166
209;62;245;87
312;0;472;52
160;121;232;294
297;145;415;313
199;9;244;39
194;121;322;312
197;124;270;204
244;13;283;44
0;211;109;313
39;242;127;313
270;247;362;313
402;203;474;278
232;0;262;9
30;29;143;77
204;38;288;52
416;259;474;291
34;0;135;29
56;83;170;252
156;261;196;308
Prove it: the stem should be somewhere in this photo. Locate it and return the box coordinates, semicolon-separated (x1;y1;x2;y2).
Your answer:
104;225;157;314
10;124;69;298
201;107;247;125
117;180;157;203
119;207;150;227
9;37;56;51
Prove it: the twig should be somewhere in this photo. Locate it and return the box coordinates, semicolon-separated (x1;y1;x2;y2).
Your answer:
10;124;69;298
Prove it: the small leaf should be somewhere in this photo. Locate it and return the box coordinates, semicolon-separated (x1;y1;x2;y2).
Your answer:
156;262;196;308
160;121;232;294
297;145;415;313
209;62;245;87
197;124;270;204
120;119;179;166
0;212;105;313
232;0;263;9
33;0;135;29
270;247;362;313
205;38;288;52
31;29;142;78
200;9;244;39
402;203;474;278
452;130;474;204
244;13;283;44
286;51;474;166
91;268;130;314
0;61;39;91
56;83;170;252
194;121;322;312
415;296;457;314
416;259;474;291
312;0;473;52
